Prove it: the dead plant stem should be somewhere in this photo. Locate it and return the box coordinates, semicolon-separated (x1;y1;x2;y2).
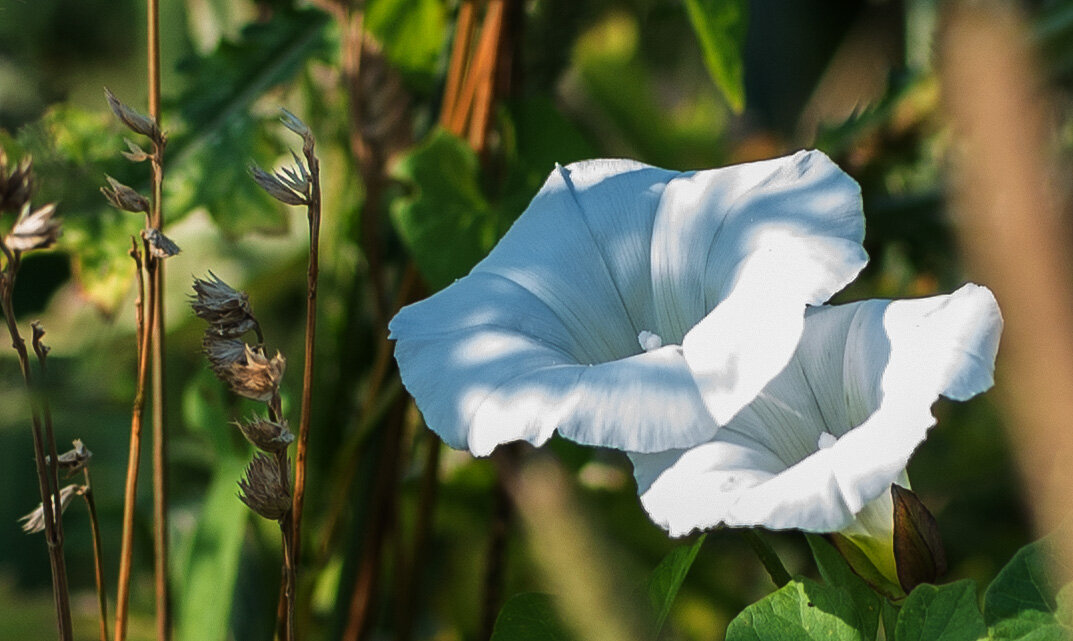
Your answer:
115;240;150;641
81;468;110;641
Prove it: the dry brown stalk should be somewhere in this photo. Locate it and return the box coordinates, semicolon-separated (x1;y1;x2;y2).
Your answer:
115;238;150;641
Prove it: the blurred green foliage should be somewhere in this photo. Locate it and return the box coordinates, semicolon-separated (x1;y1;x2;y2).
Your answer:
0;0;1062;639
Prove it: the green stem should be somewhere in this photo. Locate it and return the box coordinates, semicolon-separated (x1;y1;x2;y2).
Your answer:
741;529;792;587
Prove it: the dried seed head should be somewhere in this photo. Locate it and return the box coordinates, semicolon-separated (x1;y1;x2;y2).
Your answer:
250;163;309;206
105;87;161;140
237;453;291;520
19;484;80;534
101;175;150;214
4;202;61;253
234;415;295;453
280;108;312;141
47;439;93;477
191;272;259;338
221;345;286;402
203;335;247;376
0;149;35;215
141;228;181;259
121;138;151;163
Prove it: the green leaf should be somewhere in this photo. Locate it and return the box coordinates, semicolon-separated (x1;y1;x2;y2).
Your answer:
984;537;1073;640
648;534;706;636
174;454;250;641
726;578;864;641
489;593;573;641
365;0;447;90
895;580;985;641
807;534;883;641
682;0;747;113
12;104;145;311
389;128;499;290
169;7;331;236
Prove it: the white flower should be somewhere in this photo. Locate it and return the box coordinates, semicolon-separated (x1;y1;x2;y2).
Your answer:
390;151;868;456
630;284;1002;547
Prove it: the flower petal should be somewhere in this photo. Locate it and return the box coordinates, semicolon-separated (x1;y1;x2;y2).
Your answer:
473;160;678;364
391;273;720;455
633;284;1002;536
651;150;868;424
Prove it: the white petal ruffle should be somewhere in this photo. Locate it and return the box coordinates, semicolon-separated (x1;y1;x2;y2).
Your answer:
391;152;868;455
632;284;1002;536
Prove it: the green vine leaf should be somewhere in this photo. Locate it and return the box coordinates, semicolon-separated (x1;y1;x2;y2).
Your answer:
647;534;706;637
489;593;573;641
725;578;863;641
984;536;1073;640
806;534;883;641
895;580;985;641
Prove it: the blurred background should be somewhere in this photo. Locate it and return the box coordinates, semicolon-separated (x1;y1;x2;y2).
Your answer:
0;0;1067;639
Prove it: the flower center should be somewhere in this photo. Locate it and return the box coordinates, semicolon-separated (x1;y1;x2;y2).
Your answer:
817;431;838;450
637;330;663;352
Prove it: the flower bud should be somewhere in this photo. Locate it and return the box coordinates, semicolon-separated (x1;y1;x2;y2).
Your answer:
105;88;161;141
4;202;61;253
121;139;151;163
101;176;150;214
238;453;291;520
19;484;80;534
891;484;947;592
234;415;294;453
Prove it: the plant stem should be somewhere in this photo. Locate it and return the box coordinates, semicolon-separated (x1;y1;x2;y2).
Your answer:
289;130;322;593
740;529;792;587
81;468;110;641
1;256;73;641
395;435;441;641
147;0;171;632
116;239;151;641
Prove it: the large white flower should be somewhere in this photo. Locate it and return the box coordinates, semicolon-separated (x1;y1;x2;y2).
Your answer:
630;283;1002;549
390;151;868;456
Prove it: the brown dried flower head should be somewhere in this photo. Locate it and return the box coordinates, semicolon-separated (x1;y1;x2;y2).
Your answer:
4;202;61;253
203;335;246;375
234;415;295;453
222;345;286;402
121;139;151;163
238;453;291;520
101;175;150;213
141;228;181;259
47;439;93;477
19;484;80;534
250;159;310;206
0;149;35;215
191;272;259;338
105;88;161;141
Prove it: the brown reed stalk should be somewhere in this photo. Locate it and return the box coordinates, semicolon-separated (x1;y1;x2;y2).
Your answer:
289;112;322;591
1;165;72;640
79;467;109;641
147;0;172;629
115;239;151;641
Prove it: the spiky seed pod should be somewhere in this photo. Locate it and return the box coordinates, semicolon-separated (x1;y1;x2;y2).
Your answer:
203;335;246;376
237;453;291;520
141;228;180;259
101;176;150;214
191;272;259;338
250;163;309;206
0;149;35;215
104;88;161;141
47;439;93;477
4;202;61;253
234;415;295;453
221;345;286;403
19;484;80;534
